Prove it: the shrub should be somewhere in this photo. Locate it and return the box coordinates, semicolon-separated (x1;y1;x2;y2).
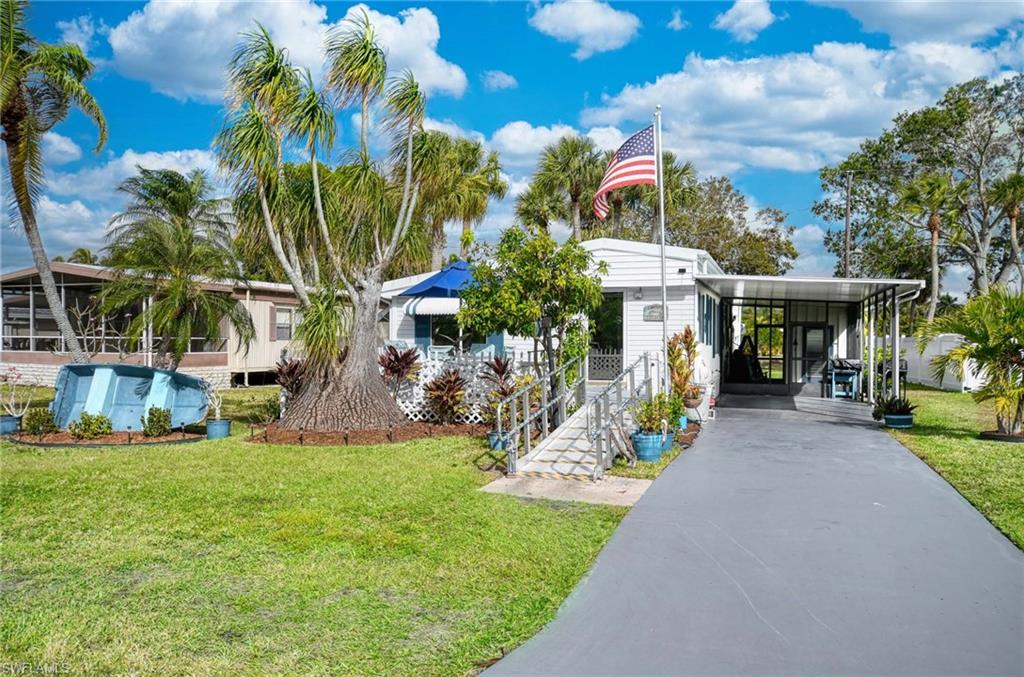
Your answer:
68;412;113;440
632;393;672;434
424;369;468;425
274;357;308;398
481;357;516;426
872;395;917;420
141;407;172;437
379;346;421;399
23;407;57;436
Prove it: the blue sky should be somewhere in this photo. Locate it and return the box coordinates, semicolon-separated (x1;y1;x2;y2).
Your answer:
3;0;1023;294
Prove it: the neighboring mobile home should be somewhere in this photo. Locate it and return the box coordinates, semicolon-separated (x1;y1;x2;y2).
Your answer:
0;262;303;387
382;238;924;414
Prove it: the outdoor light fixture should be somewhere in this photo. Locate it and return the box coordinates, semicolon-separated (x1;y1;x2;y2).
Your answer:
678;267;687;275
633;288;644;300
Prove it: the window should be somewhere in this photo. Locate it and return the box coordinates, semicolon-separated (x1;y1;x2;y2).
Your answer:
275;307;293;341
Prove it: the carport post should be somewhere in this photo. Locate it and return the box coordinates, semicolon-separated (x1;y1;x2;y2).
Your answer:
893;291;902;398
867;299;875;403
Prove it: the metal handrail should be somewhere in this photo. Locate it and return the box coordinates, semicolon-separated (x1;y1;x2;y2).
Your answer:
586;352;659;476
495;354;585;475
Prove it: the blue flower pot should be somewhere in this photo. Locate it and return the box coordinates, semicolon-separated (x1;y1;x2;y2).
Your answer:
884;414;913;429
631;431;664;463
487;431;510;450
0;415;21;436
206;419;231;439
678;415;688;431
662;431;675;452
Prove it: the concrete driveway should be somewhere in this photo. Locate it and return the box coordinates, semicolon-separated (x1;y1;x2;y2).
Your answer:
490;398;1024;676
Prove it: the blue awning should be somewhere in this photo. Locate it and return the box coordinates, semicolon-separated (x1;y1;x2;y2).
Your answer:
402;260;473;298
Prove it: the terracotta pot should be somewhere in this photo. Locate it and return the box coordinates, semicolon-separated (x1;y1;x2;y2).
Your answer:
683;397;703;409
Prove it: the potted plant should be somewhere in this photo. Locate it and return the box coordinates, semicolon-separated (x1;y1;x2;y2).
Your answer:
872;395;917;429
481;357;515;450
631;393;672;462
669;327;704;409
668;393;687;432
0;367;33;435
203;382;231;439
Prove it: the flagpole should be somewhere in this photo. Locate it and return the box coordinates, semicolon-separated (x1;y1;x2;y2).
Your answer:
655;105;669;394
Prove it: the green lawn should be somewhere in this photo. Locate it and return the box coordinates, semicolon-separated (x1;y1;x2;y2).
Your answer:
890;385;1024;550
1;421;625;674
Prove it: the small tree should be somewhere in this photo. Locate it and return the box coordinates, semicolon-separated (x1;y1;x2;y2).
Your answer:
458;229;605;405
918;286;1024;436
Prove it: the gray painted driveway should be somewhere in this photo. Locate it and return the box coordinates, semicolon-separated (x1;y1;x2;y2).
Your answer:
490;399;1024;676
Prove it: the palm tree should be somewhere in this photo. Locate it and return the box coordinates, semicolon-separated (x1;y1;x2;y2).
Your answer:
989;173;1024;291
100;168;254;370
535;135;602;240
451;140;506;258
899;173;961;322
67;247;99;264
1;0;107;363
919;286;1024;436
325;8;386;158
515;182;565;234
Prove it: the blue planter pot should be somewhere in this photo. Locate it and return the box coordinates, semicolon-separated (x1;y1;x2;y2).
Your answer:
884;414;914;429
631;431;664;463
487;431;510;450
661;431;675;452
206;419;231;439
0;415;21;436
678;415;688;431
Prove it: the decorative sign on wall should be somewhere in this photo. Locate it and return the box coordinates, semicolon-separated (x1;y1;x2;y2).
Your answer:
642;304;666;322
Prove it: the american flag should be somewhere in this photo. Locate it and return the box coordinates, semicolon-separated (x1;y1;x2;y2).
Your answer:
592;125;657;220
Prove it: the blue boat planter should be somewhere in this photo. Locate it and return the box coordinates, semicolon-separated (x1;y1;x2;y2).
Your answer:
631;431;664;462
206;419;231;439
0;415;21;436
487;431;510;450
50;364;208;432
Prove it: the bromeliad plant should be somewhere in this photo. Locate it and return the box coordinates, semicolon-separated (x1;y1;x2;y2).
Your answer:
918;286;1024;436
872;395;917;421
481;356;516;428
379;346;421;399
424;369;469;425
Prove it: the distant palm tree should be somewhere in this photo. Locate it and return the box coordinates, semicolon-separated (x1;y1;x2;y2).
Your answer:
989;173;1024;291
67;247;99;264
515;182;565;234
1;0;107;363
535;135;602;240
451;139;506;258
899;173;961;322
325;9;386;158
100;168;254;370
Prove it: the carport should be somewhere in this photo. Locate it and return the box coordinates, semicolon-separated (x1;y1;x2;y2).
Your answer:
696;275;924;402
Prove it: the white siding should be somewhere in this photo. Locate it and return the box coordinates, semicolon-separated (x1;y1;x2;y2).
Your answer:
622;286;696;366
586;248;698;289
228;298;299;371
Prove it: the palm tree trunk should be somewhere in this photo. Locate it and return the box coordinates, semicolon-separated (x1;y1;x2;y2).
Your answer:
927;220;940;322
3;138;88;363
430;217;445;270
572;200;581;241
1009;210;1023;292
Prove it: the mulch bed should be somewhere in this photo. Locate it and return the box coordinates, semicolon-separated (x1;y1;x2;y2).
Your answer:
248;421;491;446
8;430;203;447
675;422;701;447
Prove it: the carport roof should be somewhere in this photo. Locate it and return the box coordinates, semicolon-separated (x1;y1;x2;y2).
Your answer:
696;274;924;303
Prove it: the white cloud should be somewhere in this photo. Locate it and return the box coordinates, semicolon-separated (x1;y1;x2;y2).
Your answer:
47;148;218;201
792;223;826;247
489;120;577;166
712;0;776;43
667;8;689;32
811;1;1024;45
585;126;626;151
424;117;486;144
581;37;1020;175
529;0;641;60
481;70;518;91
42;133;82;165
2;196;109;270
57;15;102;55
105;1;466;103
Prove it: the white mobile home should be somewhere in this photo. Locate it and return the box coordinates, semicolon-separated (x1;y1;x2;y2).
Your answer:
382;238;924;409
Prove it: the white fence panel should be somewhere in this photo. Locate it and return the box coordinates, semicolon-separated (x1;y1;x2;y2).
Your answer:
903;334;985;392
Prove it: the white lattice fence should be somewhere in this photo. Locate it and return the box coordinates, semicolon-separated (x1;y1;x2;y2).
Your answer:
395;353;534;424
588;349;623;380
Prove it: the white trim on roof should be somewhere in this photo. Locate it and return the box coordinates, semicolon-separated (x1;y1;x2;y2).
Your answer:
695;274;924;303
402;297;460;315
382;270;439;299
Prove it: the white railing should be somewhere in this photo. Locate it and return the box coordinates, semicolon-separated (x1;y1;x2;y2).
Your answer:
586;353;659;474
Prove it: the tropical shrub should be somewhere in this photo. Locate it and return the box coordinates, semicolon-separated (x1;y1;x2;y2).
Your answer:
668;327;701;399
872;395;917;421
481;356;516;426
918;286;1024;435
275;357;308;398
141;407;173;437
379;346;421;399
68;413;113;440
633;393;672;434
23;408;57;436
424;369;468;424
